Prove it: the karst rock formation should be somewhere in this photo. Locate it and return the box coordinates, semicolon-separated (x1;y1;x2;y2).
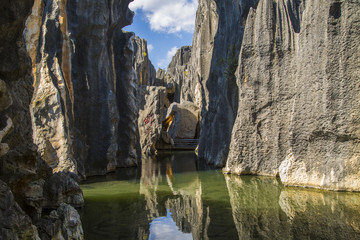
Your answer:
1;0;359;237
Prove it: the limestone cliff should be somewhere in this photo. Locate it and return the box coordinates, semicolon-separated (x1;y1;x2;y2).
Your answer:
132;36;156;86
26;0;139;177
190;0;259;166
224;0;360;191
165;46;193;103
174;0;360;191
1;0;83;238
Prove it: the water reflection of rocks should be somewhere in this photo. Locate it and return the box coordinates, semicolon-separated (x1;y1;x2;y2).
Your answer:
81;152;360;240
140;152;210;240
225;175;360;240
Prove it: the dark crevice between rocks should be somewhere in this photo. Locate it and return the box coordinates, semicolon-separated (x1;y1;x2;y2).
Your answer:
329;2;342;19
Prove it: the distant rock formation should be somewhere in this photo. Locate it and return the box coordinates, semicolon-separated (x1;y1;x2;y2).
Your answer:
132;36;156;86
165;46;193;103
154;68;166;86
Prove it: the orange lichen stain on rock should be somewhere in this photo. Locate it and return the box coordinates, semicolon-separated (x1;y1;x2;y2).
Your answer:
243;73;248;84
58;0;75;117
163;114;174;130
24;0;44;87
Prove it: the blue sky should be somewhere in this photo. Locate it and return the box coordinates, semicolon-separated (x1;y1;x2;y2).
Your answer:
123;0;198;70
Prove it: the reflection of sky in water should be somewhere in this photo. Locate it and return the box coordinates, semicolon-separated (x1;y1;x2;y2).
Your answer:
149;209;193;240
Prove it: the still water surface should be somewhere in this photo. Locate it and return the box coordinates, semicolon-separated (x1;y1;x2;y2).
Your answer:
80;151;360;240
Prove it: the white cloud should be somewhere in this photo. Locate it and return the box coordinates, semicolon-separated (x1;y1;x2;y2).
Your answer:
157;46;178;69
129;0;198;34
167;46;178;59
147;44;154;53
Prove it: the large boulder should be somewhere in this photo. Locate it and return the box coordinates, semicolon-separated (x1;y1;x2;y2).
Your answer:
164;101;200;140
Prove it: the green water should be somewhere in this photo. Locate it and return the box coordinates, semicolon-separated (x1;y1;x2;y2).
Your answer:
80;151;360;240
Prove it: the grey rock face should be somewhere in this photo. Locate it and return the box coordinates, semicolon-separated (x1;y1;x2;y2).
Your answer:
0;0;36;167
38;203;84;240
0;180;40;239
0;80;13;157
138;86;168;155
191;0;259;167
154;68;166;86
164;101;200;140
225;0;360;191
1;0;84;237
166;46;193;103
132;36;156;86
226;0;293;176
26;0;138;177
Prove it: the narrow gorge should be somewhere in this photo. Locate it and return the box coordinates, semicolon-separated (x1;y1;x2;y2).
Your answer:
0;0;359;239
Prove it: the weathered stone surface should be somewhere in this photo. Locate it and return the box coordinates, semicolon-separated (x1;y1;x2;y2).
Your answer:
38;203;84;240
0;180;40;240
0;80;12;111
164;101;200;140
26;0;139;177
224;0;360;191
225;0;291;176
138;86;167;155
1;0;84;237
0;80;13;157
154;68;166;86
165;46;192;103
132;36;156;86
43;172;84;209
0;0;36;167
191;0;259;167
